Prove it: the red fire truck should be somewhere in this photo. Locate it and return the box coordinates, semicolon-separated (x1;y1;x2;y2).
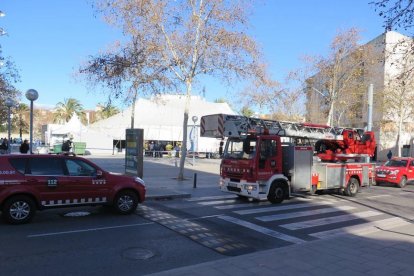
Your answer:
200;114;376;203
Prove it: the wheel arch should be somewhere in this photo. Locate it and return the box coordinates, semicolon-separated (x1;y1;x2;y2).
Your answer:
265;174;289;195
113;188;142;204
347;175;361;187
1;192;40;210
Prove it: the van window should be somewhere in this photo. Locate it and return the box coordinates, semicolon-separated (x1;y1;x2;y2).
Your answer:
8;158;27;174
65;159;96;176
28;158;64;176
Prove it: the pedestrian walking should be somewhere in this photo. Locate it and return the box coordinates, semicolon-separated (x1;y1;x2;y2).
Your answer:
174;144;180;158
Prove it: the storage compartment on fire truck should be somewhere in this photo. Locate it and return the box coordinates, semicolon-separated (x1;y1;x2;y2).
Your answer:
313;163;372;190
282;144;313;193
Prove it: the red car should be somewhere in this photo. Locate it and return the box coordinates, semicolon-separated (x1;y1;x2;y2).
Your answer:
375;157;414;188
0;154;145;224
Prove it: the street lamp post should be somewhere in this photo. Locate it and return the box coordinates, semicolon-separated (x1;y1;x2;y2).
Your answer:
191;116;198;165
5;98;14;153
26;89;39;154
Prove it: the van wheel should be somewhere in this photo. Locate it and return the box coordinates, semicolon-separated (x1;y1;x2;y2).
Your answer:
398;176;407;188
114;190;138;214
2;195;36;224
344;177;359;197
267;181;286;204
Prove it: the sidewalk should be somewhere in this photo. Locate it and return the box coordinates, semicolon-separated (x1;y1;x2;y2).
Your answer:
149;223;414;276
88;155;414;276
86;155;222;200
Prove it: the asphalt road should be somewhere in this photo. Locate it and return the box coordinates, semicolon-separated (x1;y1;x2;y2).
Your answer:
1;156;414;275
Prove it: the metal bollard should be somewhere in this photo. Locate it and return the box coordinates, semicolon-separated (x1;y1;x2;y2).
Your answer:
193;173;197;188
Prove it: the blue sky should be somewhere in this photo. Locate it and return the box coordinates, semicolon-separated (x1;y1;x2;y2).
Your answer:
1;0;386;110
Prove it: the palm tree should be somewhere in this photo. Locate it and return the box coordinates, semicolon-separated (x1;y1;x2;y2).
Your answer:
54;98;86;124
96;103;120;121
12;103;29;138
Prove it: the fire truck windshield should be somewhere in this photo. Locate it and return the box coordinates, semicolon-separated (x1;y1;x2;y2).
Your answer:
224;138;257;160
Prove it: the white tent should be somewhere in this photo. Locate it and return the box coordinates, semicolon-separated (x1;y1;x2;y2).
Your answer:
52;113;87;136
44;114;87;147
84;95;236;154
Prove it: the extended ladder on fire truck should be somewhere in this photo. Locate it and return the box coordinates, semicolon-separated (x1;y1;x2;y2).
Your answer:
201;114;376;162
200;114;362;141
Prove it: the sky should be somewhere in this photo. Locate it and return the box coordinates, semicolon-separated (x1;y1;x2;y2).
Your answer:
0;0;387;111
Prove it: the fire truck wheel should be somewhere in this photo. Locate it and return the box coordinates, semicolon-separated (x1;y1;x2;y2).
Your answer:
2;195;36;224
398;176;407;188
267;181;286;204
344;177;359;197
114;190;139;214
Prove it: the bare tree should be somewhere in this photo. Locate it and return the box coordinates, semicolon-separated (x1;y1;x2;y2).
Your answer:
371;0;414;31
96;0;262;180
382;36;414;156
79;35;169;128
240;67;304;121
304;28;371;126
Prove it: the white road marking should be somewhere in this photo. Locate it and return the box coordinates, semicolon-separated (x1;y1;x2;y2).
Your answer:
280;210;383;230
198;199;238;205
364;194;391;199
185;195;237;201
185;214;223;221
234;201;335;215
27;222;154;238
217;215;306;244
310;217;411;239
215;201;271;210
256;206;355;222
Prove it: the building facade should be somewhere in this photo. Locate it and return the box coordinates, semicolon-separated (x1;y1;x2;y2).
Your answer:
306;31;414;161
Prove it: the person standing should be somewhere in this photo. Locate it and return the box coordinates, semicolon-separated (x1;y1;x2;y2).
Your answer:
0;138;8;154
387;150;392;161
62;139;73;152
19;139;30;154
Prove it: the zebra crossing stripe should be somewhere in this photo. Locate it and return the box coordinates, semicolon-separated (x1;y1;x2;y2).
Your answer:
215;201;271;210
198;199;238;206
280;210;383;230
363;194;391;199
256;206;356;222
186;195;237;202
234;201;335;215
217;215;306;244
310;217;410;239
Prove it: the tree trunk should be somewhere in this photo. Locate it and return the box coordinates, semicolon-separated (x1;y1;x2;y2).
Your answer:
396;115;403;157
177;82;192;180
327;99;334;126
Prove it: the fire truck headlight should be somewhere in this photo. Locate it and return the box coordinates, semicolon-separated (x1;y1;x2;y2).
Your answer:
244;184;257;192
219;178;224;187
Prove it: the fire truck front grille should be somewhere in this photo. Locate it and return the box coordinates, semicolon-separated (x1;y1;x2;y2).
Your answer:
227;186;241;192
226;172;242;180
